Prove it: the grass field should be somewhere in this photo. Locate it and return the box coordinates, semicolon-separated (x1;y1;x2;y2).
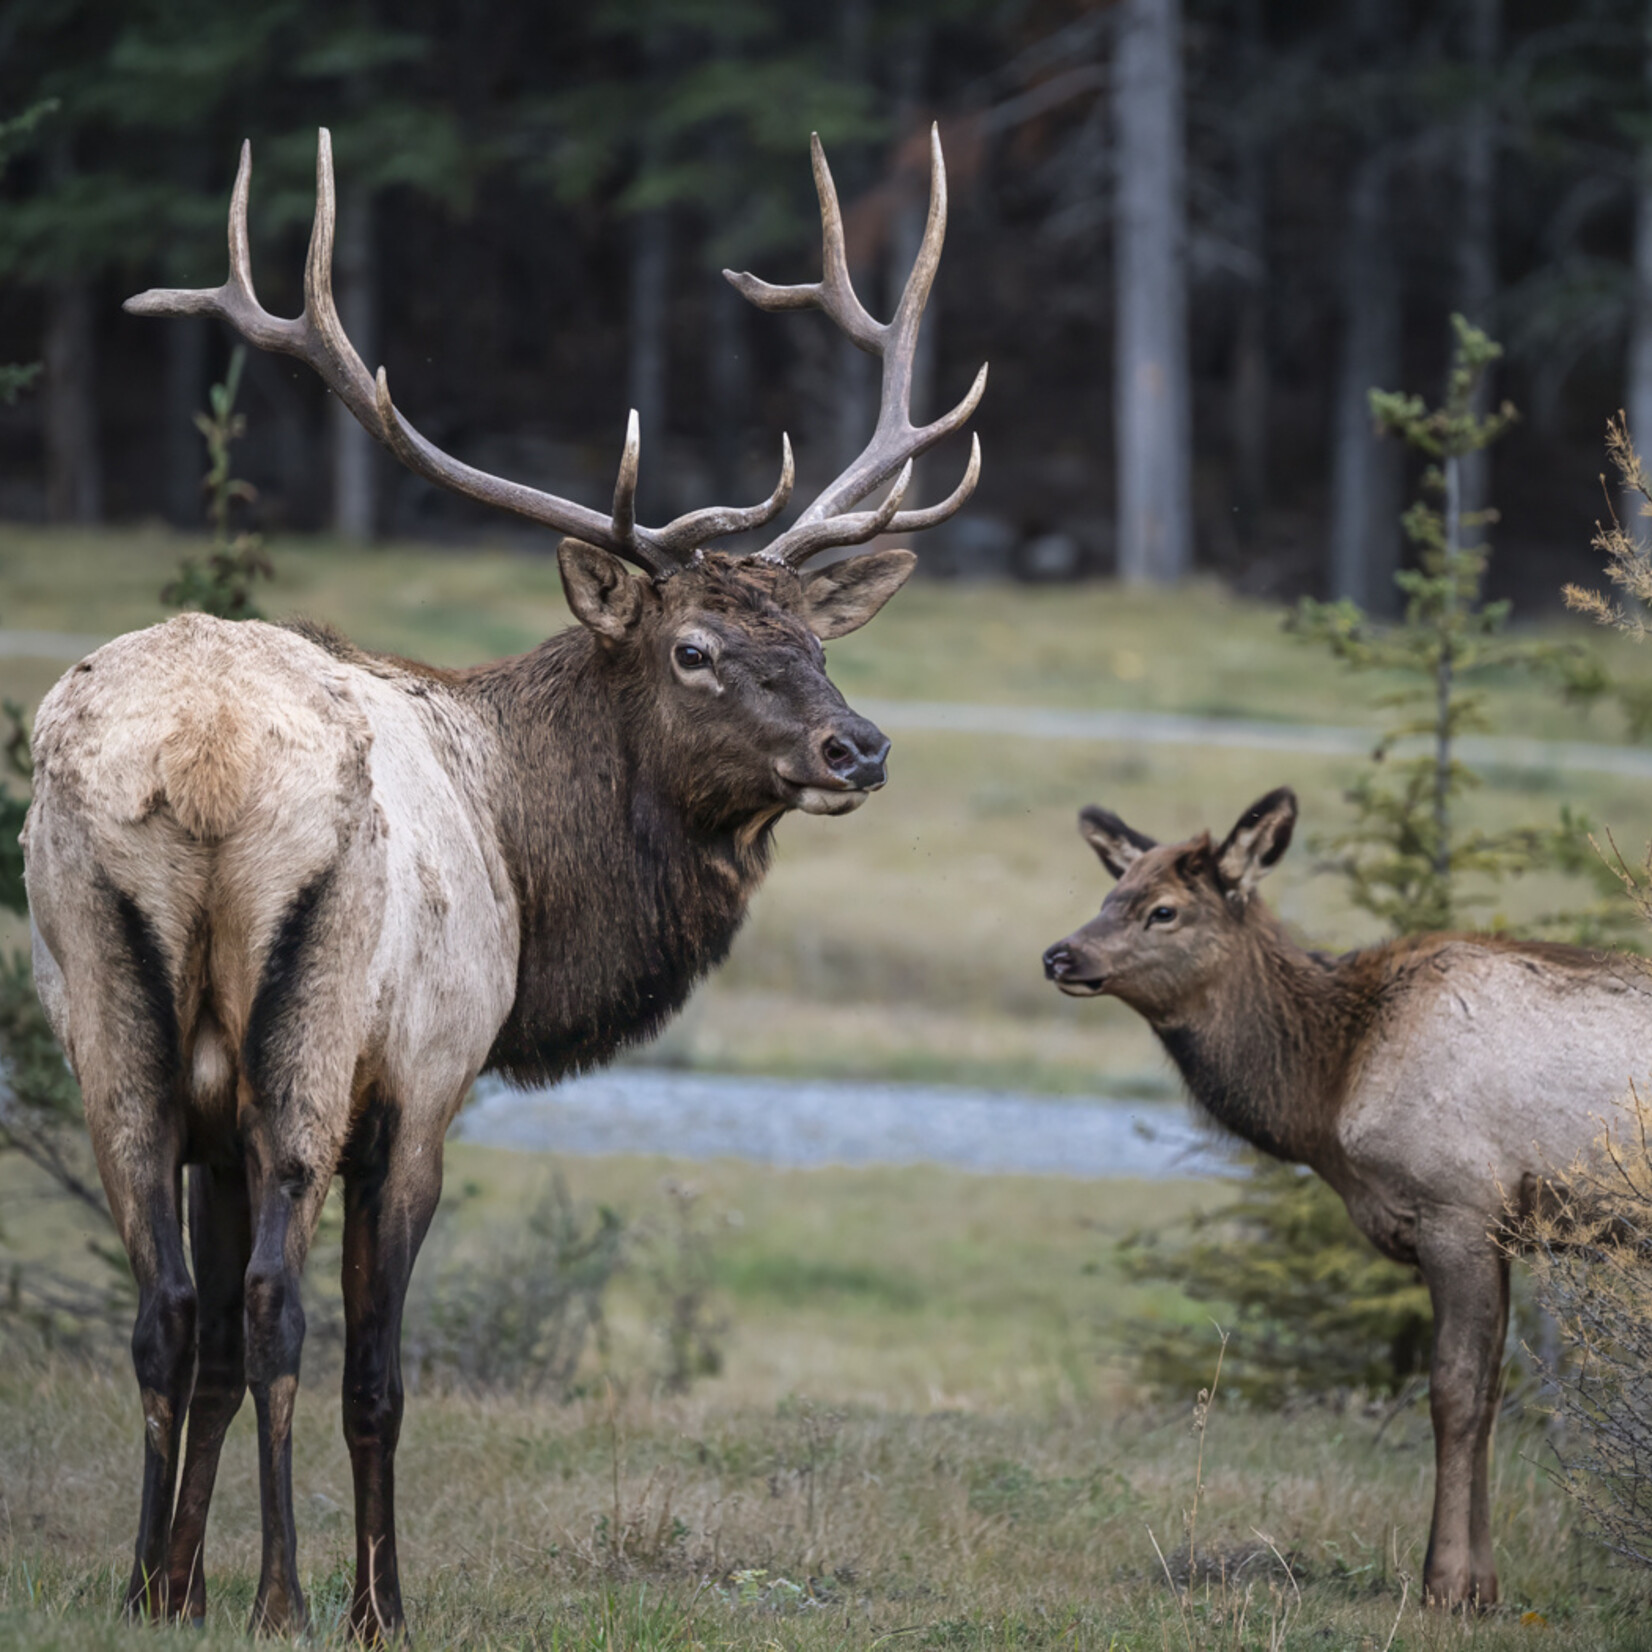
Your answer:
2;1149;1647;1650
4;527;1652;1646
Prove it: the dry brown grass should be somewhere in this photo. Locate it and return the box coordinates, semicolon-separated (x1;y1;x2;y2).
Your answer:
3;1152;1648;1648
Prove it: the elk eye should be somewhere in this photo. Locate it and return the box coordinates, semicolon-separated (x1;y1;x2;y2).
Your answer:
674;643;711;672
1148;906;1177;927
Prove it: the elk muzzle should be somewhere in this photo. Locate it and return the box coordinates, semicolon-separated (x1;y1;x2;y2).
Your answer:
777;711;891;815
1042;938;1107;996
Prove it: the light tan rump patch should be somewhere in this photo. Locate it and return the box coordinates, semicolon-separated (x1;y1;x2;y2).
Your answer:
158;701;256;842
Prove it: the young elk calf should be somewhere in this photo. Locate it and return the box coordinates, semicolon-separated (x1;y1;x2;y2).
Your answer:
1043;788;1652;1609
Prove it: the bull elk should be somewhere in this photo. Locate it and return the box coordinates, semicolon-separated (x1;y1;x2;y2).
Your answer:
1042;787;1652;1608
22;127;984;1637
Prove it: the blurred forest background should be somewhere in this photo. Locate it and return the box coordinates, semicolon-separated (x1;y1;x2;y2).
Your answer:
6;0;1652;608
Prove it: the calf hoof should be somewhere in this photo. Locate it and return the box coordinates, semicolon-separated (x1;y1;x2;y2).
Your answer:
1423;1565;1499;1611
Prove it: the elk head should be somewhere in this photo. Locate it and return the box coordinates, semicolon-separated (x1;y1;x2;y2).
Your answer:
1042;788;1298;1021
124;127;986;827
560;539;909;819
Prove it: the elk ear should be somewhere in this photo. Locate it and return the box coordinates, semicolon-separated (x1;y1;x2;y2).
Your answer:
1079;806;1157;880
801;549;917;640
559;539;647;639
1215;786;1298;898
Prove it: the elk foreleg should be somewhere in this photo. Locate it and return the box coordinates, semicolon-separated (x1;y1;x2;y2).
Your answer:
165;1164;252;1624
339;1097;443;1643
1420;1226;1509;1609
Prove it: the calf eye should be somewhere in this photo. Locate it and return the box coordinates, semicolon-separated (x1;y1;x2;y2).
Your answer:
1147;906;1177;927
674;643;711;671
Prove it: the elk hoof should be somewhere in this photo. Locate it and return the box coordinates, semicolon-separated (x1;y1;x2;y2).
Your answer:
1423;1566;1499;1611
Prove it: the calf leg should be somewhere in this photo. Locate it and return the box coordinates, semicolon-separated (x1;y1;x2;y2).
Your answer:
165;1164;252;1624
1420;1228;1509;1608
339;1098;444;1642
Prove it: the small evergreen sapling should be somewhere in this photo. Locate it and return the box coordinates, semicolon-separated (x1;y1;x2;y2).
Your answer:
162;345;273;621
1291;316;1619;938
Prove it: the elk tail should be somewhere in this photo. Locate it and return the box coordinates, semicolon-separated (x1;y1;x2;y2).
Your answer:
157;701;257;842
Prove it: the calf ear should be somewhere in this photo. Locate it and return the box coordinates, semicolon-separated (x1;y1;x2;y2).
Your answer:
1216;786;1297;897
559;539;647;640
802;549;917;640
1079;806;1157;880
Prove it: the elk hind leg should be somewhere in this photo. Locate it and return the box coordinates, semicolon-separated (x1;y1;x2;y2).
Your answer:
339;1092;444;1642
65;884;197;1621
237;871;368;1633
121;1169;197;1620
165;1163;252;1624
240;1132;333;1637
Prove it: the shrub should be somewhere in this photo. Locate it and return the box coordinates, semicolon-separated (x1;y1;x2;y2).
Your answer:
405;1175;624;1397
1518;1090;1652;1570
1120;1160;1432;1406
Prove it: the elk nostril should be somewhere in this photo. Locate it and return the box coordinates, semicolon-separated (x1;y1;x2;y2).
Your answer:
822;736;853;771
1043;946;1071;980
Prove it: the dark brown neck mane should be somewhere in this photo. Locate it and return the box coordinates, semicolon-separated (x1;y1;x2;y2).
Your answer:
465;627;775;1084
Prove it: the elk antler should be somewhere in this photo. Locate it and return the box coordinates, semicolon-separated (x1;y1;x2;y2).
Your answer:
724;125;987;567
124;129;794;577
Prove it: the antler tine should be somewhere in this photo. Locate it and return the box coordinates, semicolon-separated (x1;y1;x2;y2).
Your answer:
654;435;796;555
878;431;981;537
724;136;883;354
300;130;381;427
727;125;987;567
612;409;642;550
777;461;913;569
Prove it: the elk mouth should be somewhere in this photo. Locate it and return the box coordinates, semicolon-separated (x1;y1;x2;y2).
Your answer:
773;764;879;816
773;742;887;815
1043;943;1107;996
1054;977;1107;997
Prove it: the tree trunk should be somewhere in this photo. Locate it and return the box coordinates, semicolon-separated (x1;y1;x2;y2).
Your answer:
708;277;747;503
1630;0;1652;501
1229;0;1268;541
1112;0;1193;584
628;204;670;520
1456;0;1500;526
164;321;209;528
1329;147;1402;610
834;0;876;479
331;181;378;540
43;277;102;523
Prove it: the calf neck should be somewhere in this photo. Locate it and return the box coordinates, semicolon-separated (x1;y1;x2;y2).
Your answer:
1043;787;1652;1609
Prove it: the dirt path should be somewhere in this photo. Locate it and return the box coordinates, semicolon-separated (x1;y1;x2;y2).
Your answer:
6;623;1645;778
